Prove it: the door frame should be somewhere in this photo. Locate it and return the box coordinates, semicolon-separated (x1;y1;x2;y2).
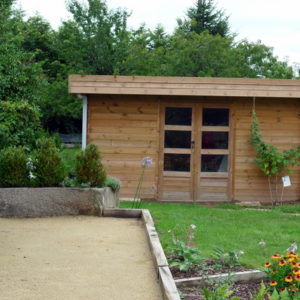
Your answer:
158;100;233;202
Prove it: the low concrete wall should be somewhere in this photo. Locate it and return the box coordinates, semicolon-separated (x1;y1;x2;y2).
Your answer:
0;187;119;217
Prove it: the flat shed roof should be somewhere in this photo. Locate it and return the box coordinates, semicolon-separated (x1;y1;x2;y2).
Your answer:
69;75;300;98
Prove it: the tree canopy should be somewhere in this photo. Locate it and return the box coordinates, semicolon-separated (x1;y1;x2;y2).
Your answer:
0;0;297;134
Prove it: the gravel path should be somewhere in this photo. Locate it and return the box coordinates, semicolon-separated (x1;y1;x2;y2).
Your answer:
0;216;163;300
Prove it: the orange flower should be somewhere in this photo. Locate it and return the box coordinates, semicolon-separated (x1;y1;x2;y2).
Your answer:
288;257;295;263
295;275;300;282
285;275;293;283
291;262;297;268
297;263;300;268
288;252;298;258
269;281;278;286
293;269;300;275
291;287;299;292
264;262;271;268
279;260;287;266
279;288;286;292
272;254;282;259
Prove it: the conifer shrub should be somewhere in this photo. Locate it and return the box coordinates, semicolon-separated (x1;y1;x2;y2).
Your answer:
0;146;31;187
32;137;65;187
75;144;106;187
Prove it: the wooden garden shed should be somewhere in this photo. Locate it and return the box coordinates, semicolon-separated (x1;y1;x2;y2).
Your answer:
69;75;300;204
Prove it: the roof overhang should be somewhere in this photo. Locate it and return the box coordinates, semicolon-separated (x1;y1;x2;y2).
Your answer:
69;75;300;98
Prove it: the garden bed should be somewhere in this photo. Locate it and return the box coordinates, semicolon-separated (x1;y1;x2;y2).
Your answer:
170;260;266;299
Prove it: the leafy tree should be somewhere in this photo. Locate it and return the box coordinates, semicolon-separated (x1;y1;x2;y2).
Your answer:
116;25;169;76
0;5;45;103
0;101;43;150
164;30;238;77
58;0;130;75
233;40;294;79
178;0;230;37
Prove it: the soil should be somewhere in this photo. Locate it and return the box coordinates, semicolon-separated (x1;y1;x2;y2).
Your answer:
170;259;264;299
0;216;163;300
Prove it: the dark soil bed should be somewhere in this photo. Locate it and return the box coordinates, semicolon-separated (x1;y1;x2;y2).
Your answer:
179;281;262;300
170;259;264;299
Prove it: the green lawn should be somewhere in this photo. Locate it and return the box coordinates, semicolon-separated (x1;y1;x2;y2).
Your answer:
121;201;300;268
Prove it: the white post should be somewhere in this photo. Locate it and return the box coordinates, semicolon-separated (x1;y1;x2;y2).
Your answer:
77;94;87;149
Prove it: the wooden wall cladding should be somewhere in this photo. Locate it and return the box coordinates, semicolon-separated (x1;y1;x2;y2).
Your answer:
88;95;159;199
232;98;300;203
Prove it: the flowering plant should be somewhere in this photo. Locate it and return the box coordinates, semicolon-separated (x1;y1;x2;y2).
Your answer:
263;251;300;296
132;157;153;208
167;224;202;271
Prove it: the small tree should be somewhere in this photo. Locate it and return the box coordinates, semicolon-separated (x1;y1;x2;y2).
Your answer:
32;137;65;187
250;110;300;205
75;144;106;187
179;0;230;37
0;146;31;187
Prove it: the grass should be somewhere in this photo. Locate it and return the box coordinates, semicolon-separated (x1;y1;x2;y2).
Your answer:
121;201;300;268
59;147;81;175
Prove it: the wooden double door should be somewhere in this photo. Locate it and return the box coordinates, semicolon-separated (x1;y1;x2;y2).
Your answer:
159;103;231;202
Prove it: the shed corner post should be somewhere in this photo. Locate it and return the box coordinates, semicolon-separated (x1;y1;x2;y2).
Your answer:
77;94;88;149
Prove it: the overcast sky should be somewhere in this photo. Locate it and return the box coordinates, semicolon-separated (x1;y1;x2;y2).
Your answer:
16;0;300;66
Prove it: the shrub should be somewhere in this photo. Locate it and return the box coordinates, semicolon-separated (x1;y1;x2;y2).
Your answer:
75;144;106;187
32;137;65;186
0;100;43;150
102;176;121;192
0;146;31;187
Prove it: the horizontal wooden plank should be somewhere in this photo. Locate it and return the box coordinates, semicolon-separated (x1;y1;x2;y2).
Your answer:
90;112;158;121
160;191;192;200
89;133;157;142
89;119;157;128
199;179;228;187
70;75;300;86
91;139;156;148
198;186;227;193
201;126;230;132
71;86;300;98
72;80;300;91
200;172;228;178
163;148;191;154
96;145;157;155
164;125;192;131
201;149;229;155
163;171;191;177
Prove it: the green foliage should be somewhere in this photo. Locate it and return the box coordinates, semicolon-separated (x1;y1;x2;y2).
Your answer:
102;176;121;192
0;146;30;187
32;137;65;186
249;283;268;300
181;0;230;37
251;110;300;177
212;247;243;268
0;101;43;150
61;0;129;75
75;144;106;187
167;224;202;271
202;284;240;300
